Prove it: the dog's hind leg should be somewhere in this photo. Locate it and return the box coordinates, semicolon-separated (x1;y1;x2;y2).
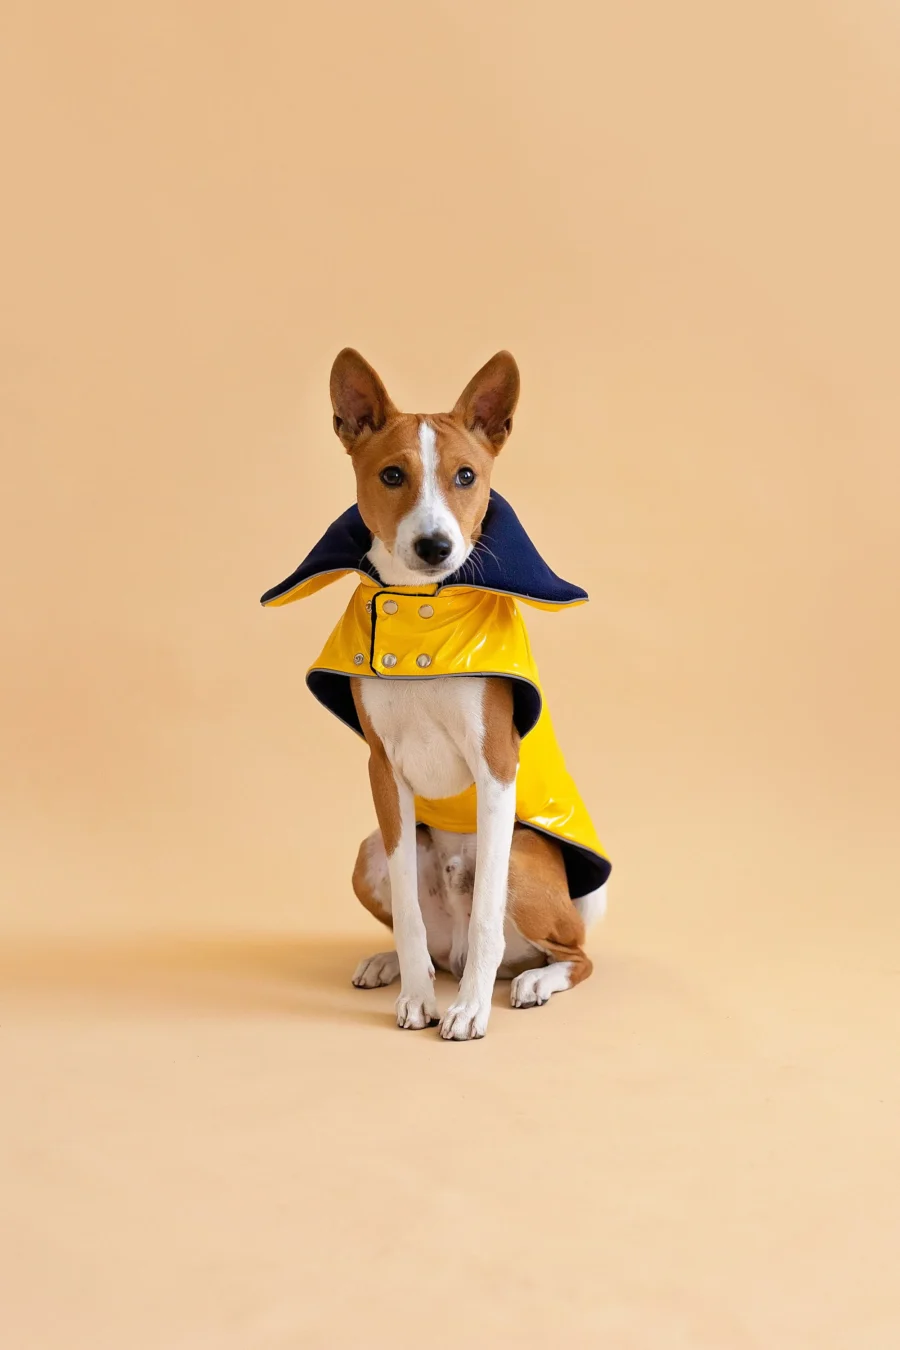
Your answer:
350;829;398;988
505;827;593;1008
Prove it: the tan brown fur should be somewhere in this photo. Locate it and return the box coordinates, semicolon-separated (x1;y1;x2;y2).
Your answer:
507;827;593;986
481;677;520;784
352;681;402;856
351;832;394;929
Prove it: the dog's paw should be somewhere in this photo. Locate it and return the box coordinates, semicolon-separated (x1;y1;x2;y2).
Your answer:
396;990;439;1030
352;951;400;989
510;963;572;1008
439;998;490;1041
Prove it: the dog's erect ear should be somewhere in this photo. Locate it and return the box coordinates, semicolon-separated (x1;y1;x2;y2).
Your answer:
330;349;397;451
451;351;520;450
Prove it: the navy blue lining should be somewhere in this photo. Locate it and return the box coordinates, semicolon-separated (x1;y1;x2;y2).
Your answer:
260;492;588;607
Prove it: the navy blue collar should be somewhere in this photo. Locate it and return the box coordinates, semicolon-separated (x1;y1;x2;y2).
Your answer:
260;491;587;607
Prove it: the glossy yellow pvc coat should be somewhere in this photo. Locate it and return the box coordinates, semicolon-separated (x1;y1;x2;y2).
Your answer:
270;570;610;896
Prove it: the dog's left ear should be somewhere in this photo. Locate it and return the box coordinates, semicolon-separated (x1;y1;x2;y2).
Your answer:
451;351;520;450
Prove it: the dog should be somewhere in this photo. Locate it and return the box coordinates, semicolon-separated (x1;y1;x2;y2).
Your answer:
262;349;611;1039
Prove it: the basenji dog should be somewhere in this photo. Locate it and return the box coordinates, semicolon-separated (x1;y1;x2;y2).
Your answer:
263;350;610;1039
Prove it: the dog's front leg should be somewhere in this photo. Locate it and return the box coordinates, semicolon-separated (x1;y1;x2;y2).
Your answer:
354;685;437;1028
368;756;437;1029
386;774;439;1029
440;769;517;1041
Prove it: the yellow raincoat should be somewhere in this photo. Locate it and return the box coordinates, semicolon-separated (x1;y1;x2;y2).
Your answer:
261;493;611;898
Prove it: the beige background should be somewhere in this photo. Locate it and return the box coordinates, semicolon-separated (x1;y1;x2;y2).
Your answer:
2;3;899;1347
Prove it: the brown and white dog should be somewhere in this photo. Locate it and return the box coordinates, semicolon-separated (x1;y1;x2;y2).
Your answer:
332;348;605;1040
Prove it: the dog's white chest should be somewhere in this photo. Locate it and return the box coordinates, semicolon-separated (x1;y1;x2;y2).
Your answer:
358;676;485;802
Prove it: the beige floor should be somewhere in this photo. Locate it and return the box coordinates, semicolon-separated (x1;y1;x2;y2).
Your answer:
3;773;898;1350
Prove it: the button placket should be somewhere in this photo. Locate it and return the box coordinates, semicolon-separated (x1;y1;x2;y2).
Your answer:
376;594;400;672
373;593;438;674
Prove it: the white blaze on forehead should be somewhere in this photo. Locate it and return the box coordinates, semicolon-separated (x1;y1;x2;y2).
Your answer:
416;420;443;525
400;420;464;549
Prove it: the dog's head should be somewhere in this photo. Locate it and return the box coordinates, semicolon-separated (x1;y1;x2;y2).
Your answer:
330;348;520;585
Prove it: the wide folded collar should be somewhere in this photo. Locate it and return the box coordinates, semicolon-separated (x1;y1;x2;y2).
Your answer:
260;491;587;610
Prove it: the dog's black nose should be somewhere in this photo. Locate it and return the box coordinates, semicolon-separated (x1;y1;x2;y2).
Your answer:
414;534;453;566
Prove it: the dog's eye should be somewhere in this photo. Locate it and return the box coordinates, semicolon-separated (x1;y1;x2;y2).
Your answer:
380;466;405;487
455;467;476;488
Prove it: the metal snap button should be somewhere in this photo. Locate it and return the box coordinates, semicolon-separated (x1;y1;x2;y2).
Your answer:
382;653;397;669
382;599;399;614
418;604;434;619
416;654;432;668
353;653;364;666
365;601;372;614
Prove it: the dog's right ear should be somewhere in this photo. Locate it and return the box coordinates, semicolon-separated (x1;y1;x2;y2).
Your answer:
330;349;397;451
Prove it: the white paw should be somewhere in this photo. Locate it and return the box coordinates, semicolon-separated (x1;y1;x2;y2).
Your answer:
396;990;439;1030
439;998;490;1041
352;951;400;989
510;963;572;1008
